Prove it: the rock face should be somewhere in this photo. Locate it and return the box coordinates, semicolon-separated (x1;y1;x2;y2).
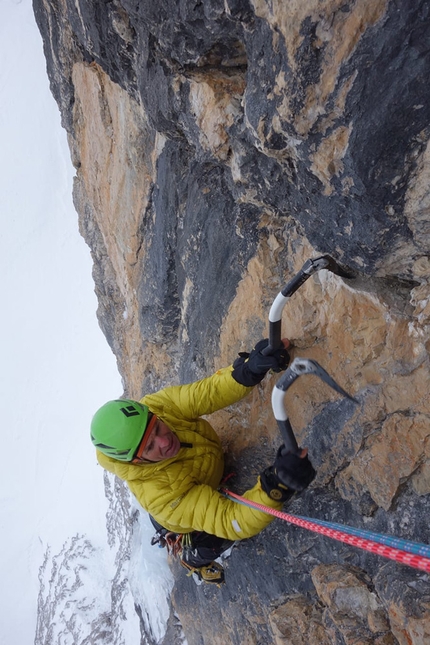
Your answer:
33;1;430;643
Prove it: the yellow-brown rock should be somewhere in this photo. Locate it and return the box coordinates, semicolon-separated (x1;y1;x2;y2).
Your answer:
269;595;331;645
312;564;393;643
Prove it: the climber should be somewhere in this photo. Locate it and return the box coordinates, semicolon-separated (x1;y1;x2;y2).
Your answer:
90;339;316;584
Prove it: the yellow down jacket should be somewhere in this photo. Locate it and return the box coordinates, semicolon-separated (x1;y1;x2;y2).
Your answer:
97;365;283;540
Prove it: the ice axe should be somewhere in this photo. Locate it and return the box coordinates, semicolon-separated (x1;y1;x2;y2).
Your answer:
272;358;358;454
262;256;357;454
262;255;354;357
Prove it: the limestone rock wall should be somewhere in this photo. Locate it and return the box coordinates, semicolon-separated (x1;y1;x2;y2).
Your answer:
33;1;430;643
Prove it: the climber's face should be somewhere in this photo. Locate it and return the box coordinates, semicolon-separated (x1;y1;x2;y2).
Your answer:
133;417;181;462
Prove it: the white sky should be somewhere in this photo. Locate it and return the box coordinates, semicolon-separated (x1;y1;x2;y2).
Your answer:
0;1;123;642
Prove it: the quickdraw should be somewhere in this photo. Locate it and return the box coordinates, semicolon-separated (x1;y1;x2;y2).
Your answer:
151;529;183;557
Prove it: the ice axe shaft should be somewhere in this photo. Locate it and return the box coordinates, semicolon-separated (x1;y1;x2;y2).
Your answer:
262;256;353;356
272;358;358;454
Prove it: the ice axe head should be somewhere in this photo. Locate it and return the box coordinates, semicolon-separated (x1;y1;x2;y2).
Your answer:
318;255;355;280
290;358;359;403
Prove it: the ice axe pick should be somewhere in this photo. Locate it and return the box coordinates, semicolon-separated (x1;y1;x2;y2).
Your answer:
272;358;358;455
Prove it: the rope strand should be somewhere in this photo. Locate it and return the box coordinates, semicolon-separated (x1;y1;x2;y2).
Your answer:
298;515;430;558
222;489;430;573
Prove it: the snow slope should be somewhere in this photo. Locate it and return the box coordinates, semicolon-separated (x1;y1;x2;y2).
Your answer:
0;2;177;643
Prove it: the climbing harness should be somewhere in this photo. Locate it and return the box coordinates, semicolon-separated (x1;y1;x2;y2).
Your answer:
224;257;430;574
150;525;228;585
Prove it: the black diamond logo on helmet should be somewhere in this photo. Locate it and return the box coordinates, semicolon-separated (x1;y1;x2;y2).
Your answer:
120;405;140;417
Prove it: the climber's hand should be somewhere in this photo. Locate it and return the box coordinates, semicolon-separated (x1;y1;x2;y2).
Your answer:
260;446;315;502
232;339;291;387
274;446;316;492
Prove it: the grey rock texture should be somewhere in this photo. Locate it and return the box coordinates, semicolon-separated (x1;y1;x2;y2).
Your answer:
33;1;430;643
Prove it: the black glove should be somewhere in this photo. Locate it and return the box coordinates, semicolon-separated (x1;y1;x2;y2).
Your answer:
231;339;290;387
260;446;316;502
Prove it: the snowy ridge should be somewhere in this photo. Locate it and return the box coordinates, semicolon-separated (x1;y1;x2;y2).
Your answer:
34;472;187;644
35;536;114;644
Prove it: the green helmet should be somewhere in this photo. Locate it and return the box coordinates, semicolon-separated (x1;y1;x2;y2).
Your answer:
90;399;150;462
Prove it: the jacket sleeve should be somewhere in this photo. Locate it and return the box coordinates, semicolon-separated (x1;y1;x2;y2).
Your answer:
130;471;283;540
143;365;253;421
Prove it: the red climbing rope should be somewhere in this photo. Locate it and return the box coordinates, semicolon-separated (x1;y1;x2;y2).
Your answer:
222;489;430;573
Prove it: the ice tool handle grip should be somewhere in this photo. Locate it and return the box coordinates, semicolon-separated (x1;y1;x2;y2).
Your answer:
272;359;359;455
262;256;353;356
